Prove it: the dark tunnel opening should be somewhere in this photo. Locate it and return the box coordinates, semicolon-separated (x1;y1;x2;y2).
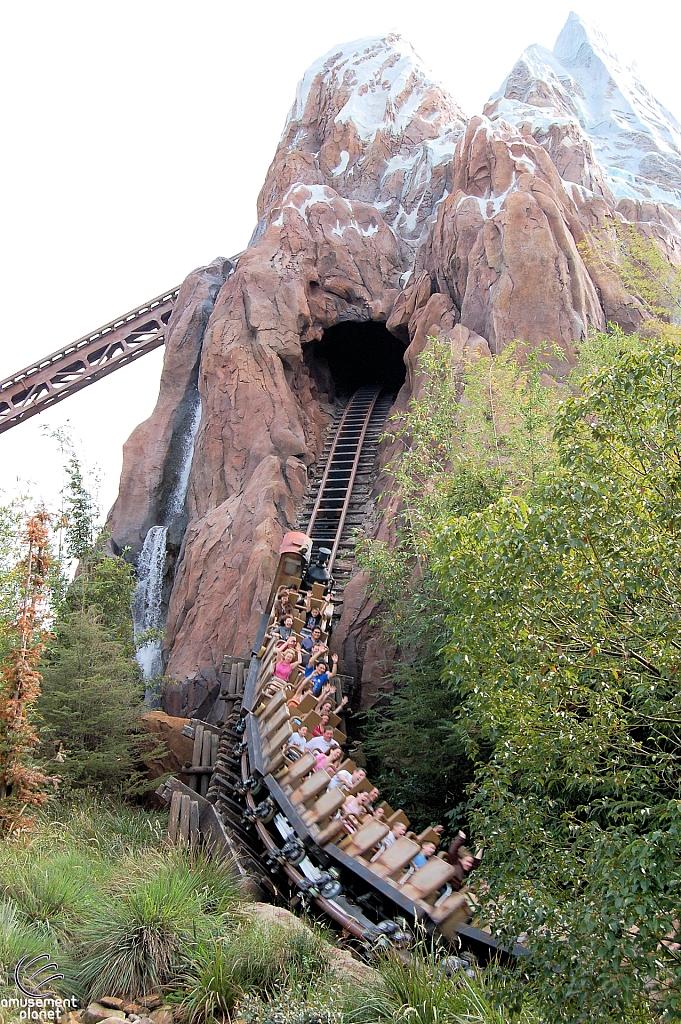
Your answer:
307;320;407;399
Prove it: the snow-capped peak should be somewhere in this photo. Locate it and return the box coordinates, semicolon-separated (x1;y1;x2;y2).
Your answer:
288;33;464;143
486;11;681;208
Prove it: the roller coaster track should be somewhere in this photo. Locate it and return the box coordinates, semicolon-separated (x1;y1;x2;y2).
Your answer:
301;386;393;587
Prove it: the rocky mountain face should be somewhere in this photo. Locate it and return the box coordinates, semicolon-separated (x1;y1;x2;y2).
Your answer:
108;17;681;714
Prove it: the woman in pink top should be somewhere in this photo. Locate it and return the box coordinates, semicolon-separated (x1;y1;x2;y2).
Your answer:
273;647;300;683
313;745;342;772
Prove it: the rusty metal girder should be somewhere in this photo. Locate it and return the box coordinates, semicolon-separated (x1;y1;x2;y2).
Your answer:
0;286;180;434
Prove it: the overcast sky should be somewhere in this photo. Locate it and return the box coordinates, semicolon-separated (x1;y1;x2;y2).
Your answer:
1;0;679;520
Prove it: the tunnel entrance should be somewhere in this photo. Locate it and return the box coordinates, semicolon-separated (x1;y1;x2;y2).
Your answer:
307;320;407;398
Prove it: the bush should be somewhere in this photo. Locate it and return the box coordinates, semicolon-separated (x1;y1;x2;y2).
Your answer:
74;869;209;999
179;940;241;1023
179;920;330;1023
0;901;55;986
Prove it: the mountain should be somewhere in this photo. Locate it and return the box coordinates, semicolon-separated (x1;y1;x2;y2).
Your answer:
485;11;681;210
107;22;681;711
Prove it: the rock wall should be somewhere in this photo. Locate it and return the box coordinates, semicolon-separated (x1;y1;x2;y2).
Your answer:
107;28;681;713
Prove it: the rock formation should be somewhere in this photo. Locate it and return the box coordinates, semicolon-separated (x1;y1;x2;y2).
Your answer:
107;16;681;712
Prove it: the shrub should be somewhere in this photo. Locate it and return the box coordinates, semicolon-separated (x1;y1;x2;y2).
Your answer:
38;610;147;791
179;940;241;1023
227;921;328;993
178;920;330;1022
150;847;245;918
0;901;53;986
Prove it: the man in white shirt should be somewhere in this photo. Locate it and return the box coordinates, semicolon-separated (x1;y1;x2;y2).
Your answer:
286;725;309;752
327;769;352;791
305;725;336;755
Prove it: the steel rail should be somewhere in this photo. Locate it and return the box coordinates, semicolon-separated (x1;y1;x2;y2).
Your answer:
327;391;379;569
305;387;380;573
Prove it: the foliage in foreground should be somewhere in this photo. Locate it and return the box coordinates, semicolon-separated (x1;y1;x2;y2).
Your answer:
430;336;681;1018
0;796;662;1024
357;339;566;829
358;327;678;1020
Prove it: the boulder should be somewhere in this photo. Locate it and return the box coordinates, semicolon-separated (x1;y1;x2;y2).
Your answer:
141;711;194;780
81;1006;126;1024
251;902;379;985
149;1010;174;1024
139;995;163;1010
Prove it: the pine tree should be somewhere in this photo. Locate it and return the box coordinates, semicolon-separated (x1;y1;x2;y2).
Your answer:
38;609;146;790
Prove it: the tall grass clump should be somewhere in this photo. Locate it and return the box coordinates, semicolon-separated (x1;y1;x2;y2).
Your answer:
179;921;330;1023
0;902;56;985
74;870;212;999
0;850;102;938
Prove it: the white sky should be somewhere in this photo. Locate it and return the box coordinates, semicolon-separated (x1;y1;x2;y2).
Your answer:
1;0;679;520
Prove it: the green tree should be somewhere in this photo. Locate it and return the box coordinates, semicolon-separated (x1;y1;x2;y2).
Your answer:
36;439;149;789
431;335;681;1019
38;609;146;790
357;338;564;827
580;219;681;323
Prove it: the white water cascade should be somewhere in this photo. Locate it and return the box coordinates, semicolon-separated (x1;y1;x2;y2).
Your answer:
132;398;202;699
132;525;168;683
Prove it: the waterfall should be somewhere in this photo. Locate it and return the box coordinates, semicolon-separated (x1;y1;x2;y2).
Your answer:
132;525;168;687
167;400;202;520
132;397;202;700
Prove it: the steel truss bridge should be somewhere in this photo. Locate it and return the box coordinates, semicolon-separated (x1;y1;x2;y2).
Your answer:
0;287;181;435
0;253;242;435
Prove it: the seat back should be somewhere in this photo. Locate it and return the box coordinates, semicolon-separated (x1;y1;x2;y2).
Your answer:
400;859;457;901
302;711;322;733
291;769;331;806
387;809;410;828
369;837;421;879
264;722;292;758
296;693;317;715
262;704;289;739
339;819;389;857
350;777;373;795
260;687;286;719
416;827;442;847
280;752;316;789
289;665;304;689
305;788;346;826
